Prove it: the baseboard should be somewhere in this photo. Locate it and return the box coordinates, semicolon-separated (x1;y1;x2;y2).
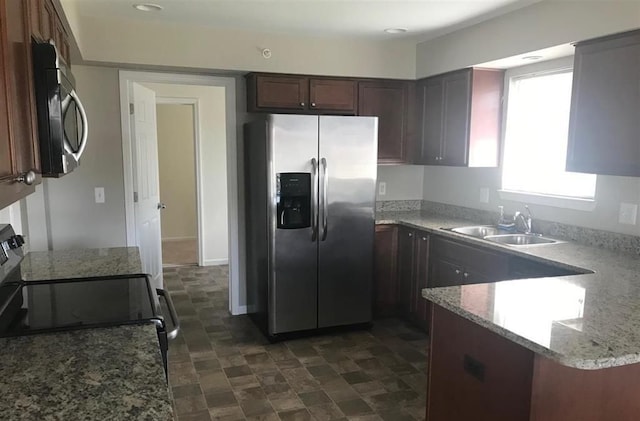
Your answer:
203;258;229;266
231;305;247;315
162;236;197;242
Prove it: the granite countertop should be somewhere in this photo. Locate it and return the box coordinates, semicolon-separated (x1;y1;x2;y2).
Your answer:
21;247;143;281
377;211;640;370
0;325;173;420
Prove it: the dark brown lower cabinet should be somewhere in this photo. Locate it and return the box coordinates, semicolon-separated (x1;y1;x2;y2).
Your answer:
426;304;640;421
397;226;430;330
373;225;398;317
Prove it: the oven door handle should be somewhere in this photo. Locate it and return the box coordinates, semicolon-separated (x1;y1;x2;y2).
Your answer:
156;288;180;340
61;89;89;161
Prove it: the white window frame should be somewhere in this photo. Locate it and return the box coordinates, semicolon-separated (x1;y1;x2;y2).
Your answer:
497;57;597;212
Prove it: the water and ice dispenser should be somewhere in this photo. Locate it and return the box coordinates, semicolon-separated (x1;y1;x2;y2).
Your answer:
276;173;311;229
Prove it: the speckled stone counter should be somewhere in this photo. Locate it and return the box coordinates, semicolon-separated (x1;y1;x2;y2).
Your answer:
20;247;143;281
0;325;173;420
377;211;640;370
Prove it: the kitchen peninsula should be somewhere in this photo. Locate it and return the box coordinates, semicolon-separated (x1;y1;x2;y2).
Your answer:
377;209;640;421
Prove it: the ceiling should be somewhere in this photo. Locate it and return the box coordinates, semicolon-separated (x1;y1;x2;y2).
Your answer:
62;0;541;41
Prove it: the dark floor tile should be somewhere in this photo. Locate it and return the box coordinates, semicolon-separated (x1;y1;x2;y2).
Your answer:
194;358;222;372
306;401;345;421
324;386;359;403
306;364;338;378
205;391;237;409
269;395;304;412
178;410;213;421
224;365;252;378
297;390;331;407
234;386;267;401
335;398;373;417
172;383;203;399
238;399;274;417
341;371;371;385
278;408;313;421
174;394;208;416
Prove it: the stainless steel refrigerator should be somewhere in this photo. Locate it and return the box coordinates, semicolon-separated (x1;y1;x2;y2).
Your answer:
244;114;378;337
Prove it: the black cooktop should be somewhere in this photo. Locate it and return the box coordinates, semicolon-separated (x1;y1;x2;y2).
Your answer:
0;274;162;337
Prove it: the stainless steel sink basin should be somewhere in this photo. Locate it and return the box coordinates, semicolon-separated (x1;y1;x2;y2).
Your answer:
449;225;509;238
483;234;560;246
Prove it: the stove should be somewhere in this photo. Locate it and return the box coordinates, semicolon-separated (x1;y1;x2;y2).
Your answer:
0;224;179;375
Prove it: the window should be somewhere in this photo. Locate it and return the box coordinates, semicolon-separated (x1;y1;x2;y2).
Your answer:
501;68;596;200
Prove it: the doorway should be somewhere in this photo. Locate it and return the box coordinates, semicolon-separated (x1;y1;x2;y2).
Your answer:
156;102;198;267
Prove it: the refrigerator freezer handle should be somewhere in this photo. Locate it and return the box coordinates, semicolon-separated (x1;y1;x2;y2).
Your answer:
320;157;328;241
311;158;318;241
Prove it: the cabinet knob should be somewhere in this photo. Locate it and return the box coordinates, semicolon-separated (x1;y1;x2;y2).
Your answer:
422;237;427;241
463;272;469;278
408;233;413;237
300;102;305;107
311;102;316;107
16;170;37;186
455;269;461;275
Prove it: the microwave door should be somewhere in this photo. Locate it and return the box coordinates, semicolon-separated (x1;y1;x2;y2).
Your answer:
60;77;88;163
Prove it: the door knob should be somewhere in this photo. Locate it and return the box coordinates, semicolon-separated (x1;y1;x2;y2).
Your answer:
157;203;167;210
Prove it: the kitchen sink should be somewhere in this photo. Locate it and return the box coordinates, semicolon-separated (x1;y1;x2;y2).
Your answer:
448;225;510;238
483;234;560;246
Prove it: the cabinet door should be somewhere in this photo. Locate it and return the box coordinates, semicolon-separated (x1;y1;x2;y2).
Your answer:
40;0;54;41
418;78;444;164
566;31;640;176
358;80;408;163
0;0;40;210
253;74;308;110
427;305;534;421
373;225;398;317
309;78;357;113
413;233;431;330
441;70;471;166
397;227;416;319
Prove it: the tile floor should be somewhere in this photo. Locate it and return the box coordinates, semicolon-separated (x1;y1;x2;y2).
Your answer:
164;265;428;421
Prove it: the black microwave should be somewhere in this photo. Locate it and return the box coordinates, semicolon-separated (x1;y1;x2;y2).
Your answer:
32;41;88;177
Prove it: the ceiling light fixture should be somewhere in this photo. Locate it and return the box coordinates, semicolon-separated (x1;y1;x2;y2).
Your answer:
384;28;408;34
522;55;543;61
133;3;163;12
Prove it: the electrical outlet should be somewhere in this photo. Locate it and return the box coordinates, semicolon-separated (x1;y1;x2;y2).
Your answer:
619;202;637;225
378;182;386;196
95;187;105;204
479;187;490;204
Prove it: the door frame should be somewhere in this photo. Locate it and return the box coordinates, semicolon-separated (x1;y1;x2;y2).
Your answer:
155;97;203;266
118;71;242;314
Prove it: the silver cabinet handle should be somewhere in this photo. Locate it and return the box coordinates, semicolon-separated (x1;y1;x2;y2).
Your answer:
156;288;181;340
320;157;328;241
157;203;166;210
311;158;318;242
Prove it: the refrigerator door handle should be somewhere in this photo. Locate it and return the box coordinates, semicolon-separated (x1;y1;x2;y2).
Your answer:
320;157;328;241
311;158;318;241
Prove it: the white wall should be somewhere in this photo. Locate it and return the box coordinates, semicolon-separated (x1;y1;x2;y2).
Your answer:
144;83;229;266
376;165;425;201
416;1;640;77
65;14;416;79
25;65;128;250
156;104;197;240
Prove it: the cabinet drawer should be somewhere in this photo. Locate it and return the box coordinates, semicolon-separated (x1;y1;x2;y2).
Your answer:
431;236;509;280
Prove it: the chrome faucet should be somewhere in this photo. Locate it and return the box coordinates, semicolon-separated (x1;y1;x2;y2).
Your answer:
514;205;533;234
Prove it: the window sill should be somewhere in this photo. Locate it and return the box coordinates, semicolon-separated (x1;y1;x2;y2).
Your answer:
497;190;596;212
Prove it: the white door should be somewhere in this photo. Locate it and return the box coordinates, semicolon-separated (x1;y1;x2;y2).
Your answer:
131;82;163;288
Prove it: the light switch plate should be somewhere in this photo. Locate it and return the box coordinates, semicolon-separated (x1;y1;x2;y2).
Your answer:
479;187;490;204
95;187;105;204
378;182;386;196
619;202;637;225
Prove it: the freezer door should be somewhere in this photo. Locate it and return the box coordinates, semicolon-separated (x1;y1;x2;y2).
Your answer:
317;116;378;328
268;115;319;335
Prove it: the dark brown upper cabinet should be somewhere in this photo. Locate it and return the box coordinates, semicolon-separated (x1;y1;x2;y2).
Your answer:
416;68;504;167
246;73;357;114
358;80;411;164
0;0;43;210
566;29;640;177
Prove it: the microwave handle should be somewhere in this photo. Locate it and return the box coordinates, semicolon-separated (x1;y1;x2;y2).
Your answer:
62;89;89;161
